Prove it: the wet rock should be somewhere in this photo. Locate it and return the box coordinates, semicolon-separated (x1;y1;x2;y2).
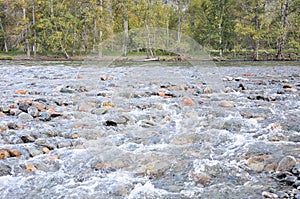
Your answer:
18;103;30;112
142;161;171;178
21;134;36;143
100;75;113;81
27;106;39;117
204;88;212;94
57;140;72;148
0;112;6;117
7;123;18;130
276;191;289;198
7;149;21;157
284;175;298;185
262;191;278;198
35;138;56;150
104;120;117;127
0;163;11;176
10;108;22;116
47;109;63;117
292;164;300;175
27;146;43;157
218;101;234;108
78;104;92;112
0;150;10;159
276;156;297;172
107;183;131;197
60;86;76;93
39;112;51;121
181;96;195;106
0;105;10;113
91;108;108;115
32;101;46;111
16;90;27;94
283;84;293;89
247;154;274;172
18;112;33;121
294;181;300;188
102;102;115;108
238;83;247;90
25;163;37;172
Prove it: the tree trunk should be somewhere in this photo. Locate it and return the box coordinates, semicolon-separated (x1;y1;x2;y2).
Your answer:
0;18;8;52
98;0;103;58
123;1;128;57
253;3;259;61
32;3;37;58
93;18;97;53
72;0;77;56
177;0;181;44
218;22;223;57
23;2;30;58
166;9;169;51
276;0;289;60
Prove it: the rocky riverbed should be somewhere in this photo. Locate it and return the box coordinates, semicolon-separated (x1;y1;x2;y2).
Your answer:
0;60;299;198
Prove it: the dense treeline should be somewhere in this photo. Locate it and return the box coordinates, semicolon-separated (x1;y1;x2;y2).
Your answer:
0;0;299;60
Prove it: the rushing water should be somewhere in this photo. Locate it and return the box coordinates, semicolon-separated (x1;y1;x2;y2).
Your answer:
0;60;299;199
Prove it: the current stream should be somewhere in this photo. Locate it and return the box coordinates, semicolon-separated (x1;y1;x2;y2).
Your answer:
0;60;299;198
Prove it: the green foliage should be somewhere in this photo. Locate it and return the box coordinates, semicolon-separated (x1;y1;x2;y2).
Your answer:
0;0;298;59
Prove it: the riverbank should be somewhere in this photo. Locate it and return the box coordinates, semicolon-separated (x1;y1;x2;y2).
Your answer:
0;51;299;62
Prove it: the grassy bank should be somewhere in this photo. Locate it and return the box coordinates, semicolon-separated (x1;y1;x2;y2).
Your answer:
0;50;299;61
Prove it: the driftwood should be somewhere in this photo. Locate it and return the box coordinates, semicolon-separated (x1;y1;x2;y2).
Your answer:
144;57;160;62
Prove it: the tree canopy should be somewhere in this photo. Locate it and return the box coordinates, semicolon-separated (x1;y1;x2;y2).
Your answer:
0;0;299;60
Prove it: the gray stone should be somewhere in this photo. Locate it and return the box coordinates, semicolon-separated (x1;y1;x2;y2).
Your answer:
57;140;72;148
218;101;235;108
60;86;76;93
262;191;278;198
21;134;36;143
292;165;300;175
39;112;51;121
18;112;33;121
277;156;297;172
19;103;30;112
0;105;10;113
27;106;39;117
27;146;43;157
91;108;108;115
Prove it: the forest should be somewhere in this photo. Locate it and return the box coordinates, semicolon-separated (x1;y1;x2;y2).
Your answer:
0;0;299;60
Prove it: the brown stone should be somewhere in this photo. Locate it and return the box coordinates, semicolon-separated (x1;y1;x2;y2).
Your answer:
7;149;20;157
71;134;79;139
247;154;273;172
32;101;46;111
0;112;6;117
25;163;37;172
47;109;63;117
219;101;235;108
0;150;10;159
283;84;293;89
181;96;195;106
191;172;212;185
204;88;212;94
16;90;27;94
0;125;8;132
78;104;92;112
102;102;115;108
42;147;51;153
100;76;113;81
23;99;33;105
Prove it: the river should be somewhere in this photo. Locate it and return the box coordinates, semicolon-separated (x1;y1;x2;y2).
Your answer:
0;60;299;198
